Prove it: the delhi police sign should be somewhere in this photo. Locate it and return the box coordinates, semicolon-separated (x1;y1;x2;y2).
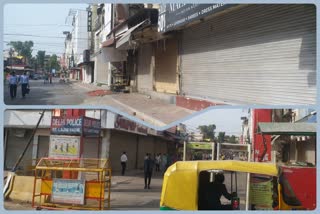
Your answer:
51;116;101;136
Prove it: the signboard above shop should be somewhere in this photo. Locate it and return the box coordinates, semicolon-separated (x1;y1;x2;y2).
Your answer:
158;4;237;32
114;115;148;135
51;116;101;136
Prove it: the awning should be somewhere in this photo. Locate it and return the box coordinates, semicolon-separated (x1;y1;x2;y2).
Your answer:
116;20;148;49
258;122;316;136
102;37;115;47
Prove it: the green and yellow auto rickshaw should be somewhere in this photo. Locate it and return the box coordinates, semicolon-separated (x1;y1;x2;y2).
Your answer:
160;160;311;210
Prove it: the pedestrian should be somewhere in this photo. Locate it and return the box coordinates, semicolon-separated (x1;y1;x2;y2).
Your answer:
120;152;128;176
44;73;49;84
144;153;154;189
49;72;53;84
8;71;18;99
155;153;161;172
161;153;167;172
20;72;29;98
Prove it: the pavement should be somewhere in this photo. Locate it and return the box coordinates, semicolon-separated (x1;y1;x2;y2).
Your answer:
4;79;194;126
4;170;164;210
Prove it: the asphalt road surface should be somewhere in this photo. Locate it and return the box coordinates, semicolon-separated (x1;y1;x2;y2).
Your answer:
4;78;90;105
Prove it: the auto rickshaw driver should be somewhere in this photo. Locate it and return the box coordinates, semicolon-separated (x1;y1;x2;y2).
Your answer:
208;173;236;210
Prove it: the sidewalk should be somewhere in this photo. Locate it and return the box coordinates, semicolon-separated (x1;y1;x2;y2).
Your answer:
72;81;194;126
4;170;164;210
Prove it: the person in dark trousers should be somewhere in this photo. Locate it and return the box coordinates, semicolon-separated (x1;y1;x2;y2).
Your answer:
120;152;128;176
144;153;154;189
208;173;233;210
20;72;29;98
8;71;18;99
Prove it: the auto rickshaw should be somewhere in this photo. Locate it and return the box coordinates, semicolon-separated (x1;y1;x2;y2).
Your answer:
160;160;310;210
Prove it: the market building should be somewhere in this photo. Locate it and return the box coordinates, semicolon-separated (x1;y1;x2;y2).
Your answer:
4;109;178;174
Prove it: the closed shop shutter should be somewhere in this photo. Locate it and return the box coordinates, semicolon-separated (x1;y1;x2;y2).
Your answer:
5;129;33;170
181;5;316;105
37;136;49;159
109;130;138;171
83;138;100;158
137;44;153;93
95;54;109;84
154;39;179;94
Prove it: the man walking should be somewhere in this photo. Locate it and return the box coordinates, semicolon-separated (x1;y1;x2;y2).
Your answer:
120;152;128;176
144;153;154;189
20;72;29;98
8;71;18;99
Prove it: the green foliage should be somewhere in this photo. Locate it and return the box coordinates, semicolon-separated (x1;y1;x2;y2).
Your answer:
229;135;237;144
8;41;34;63
198;124;216;141
36;51;46;69
218;132;225;143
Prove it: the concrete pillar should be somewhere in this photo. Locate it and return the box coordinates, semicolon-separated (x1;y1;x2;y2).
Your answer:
100;130;111;159
32;135;39;166
107;62;112;87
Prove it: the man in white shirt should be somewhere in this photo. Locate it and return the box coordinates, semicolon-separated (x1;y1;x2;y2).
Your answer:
120;152;128;176
20;72;30;98
9;72;18;99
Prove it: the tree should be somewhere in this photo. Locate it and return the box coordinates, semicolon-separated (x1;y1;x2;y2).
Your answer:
36;51;46;69
229;135;238;144
218;132;225;143
8;41;34;64
30;57;38;72
48;54;61;72
198;124;216;141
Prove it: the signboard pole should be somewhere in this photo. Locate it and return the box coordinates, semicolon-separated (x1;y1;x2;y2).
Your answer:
183;141;187;161
245;144;251;210
211;142;215;160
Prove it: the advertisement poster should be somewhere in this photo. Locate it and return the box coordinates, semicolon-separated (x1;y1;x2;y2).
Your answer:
249;175;274;210
52;179;85;205
49;135;80;158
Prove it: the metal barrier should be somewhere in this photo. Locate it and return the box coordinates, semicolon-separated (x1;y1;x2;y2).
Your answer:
32;158;111;210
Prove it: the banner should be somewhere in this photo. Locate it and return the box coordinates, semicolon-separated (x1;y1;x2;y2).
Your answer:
249;175;274;210
52;179;85;205
83;117;101;137
49;135;81;158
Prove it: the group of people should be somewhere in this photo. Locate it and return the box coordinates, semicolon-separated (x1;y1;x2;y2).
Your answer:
7;71;30;99
120;152;179;189
44;72;53;84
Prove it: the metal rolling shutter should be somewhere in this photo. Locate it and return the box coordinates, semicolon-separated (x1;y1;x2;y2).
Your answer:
181;4;316;105
137;44;153;93
154;39;179;94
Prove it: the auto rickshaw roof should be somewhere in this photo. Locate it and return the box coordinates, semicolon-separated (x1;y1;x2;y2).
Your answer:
160;160;278;210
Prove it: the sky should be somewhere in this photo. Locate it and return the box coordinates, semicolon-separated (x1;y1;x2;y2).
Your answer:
183;108;248;137
3;4;88;57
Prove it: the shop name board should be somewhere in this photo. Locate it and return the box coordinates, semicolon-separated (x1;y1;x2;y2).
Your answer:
52;179;85;205
51;116;101;136
114;116;148;135
158;4;236;32
83;117;101;136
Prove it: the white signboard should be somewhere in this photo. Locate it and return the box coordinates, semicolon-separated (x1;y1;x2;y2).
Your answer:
52;179;85;205
49;135;81;158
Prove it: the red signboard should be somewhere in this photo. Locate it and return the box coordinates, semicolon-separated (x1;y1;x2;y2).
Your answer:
281;166;316;210
252;109;272;162
114;115;148;135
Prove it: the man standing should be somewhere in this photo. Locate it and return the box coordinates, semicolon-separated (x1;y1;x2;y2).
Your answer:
120;152;128;176
144;153;154;189
20;72;29;98
8;71;18;99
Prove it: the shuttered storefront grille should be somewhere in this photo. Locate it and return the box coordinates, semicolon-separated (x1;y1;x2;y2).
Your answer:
181;4;316;105
154;39;179;94
137;44;153;93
